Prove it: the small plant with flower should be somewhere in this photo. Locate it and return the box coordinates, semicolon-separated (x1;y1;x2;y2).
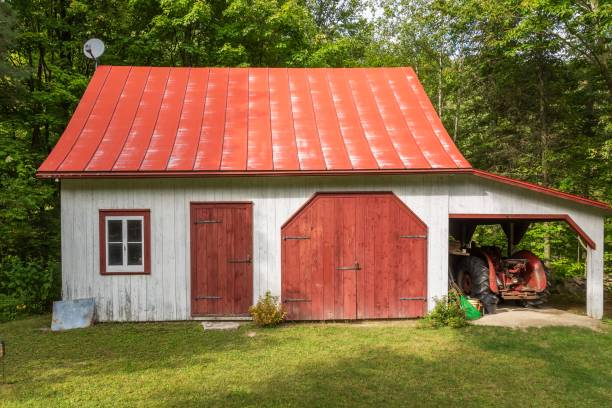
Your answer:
249;291;287;327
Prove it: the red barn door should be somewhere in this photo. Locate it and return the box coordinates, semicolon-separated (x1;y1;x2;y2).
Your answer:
190;203;252;316
281;193;427;320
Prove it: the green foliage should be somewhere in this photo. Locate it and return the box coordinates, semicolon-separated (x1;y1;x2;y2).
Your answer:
0;255;61;318
0;294;25;322
420;290;468;328
249;291;287;327
0;0;609;319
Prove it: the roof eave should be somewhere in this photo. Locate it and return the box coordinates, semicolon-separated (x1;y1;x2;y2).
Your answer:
36;167;611;213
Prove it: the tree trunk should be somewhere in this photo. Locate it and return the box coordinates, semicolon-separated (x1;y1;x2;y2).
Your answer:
537;53;552;266
437;51;443;117
453;53;464;141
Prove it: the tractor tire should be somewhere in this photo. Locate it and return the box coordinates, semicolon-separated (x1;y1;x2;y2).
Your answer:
459;256;498;314
525;266;552;308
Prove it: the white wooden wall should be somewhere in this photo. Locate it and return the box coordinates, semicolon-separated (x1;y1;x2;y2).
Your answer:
60;174;606;321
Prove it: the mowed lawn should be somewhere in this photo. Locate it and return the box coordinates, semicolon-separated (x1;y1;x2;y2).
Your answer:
1;316;611;407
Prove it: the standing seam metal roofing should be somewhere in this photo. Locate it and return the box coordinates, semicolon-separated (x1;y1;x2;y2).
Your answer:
38;66;471;174
36;66;611;212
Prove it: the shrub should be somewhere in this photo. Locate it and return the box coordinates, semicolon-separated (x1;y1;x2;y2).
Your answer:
0;255;61;318
0;294;27;323
420;290;468;329
249;291;286;327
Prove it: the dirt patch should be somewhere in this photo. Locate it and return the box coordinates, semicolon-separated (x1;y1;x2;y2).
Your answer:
472;307;603;331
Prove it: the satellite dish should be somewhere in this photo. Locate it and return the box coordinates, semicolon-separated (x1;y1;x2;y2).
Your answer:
83;38;105;67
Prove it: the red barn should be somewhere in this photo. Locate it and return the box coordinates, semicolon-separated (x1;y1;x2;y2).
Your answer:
37;67;610;321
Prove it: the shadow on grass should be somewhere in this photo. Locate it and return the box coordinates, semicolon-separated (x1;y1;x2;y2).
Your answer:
2;316;611;407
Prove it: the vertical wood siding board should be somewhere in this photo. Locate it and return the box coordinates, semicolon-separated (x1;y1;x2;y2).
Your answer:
355;196;366;318
160;186;175;319
154;183;165;320
66;182;74;300
178;186;188;319
91;183;105;320
60;183;69;300
309;199;320;319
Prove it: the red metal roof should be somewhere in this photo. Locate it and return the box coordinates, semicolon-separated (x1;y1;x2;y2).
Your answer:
38;66;471;175
37;66;611;212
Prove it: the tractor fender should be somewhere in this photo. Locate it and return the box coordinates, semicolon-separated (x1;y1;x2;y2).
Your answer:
511;250;548;292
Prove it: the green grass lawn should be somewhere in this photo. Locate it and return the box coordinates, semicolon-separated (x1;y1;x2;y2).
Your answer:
1;316;611;407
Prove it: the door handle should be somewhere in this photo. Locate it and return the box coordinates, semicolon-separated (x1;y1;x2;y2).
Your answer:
336;262;360;270
228;256;252;264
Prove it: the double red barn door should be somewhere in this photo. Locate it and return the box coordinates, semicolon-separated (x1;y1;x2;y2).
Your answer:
190;203;252;316
281;193;427;320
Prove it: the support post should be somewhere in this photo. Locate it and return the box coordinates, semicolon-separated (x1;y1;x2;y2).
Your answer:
586;245;604;319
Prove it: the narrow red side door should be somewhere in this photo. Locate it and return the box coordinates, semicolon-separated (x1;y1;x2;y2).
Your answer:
190;203;252;316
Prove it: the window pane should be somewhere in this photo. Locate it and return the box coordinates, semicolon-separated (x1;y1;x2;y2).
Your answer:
127;220;142;242
108;243;123;266
108;220;123;242
127;243;143;266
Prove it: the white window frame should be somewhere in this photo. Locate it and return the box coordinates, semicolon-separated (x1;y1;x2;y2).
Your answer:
105;215;145;273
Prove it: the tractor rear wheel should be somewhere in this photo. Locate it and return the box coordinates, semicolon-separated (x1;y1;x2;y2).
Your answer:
459;256;498;314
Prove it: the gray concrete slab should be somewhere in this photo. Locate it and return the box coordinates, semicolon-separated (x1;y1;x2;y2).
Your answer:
201;321;243;330
472;307;602;330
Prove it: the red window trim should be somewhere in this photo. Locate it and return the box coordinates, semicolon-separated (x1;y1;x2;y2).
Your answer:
99;209;151;275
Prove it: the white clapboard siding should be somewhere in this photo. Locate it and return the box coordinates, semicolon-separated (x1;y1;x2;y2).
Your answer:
60;174;606;321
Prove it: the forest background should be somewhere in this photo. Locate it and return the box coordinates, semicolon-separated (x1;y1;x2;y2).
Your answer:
0;0;609;317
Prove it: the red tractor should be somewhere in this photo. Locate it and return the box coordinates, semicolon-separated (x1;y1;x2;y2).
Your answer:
449;219;552;313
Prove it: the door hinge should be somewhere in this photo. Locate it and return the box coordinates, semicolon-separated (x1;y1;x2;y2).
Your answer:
399;235;427;239
283;298;311;303
283;236;310;240
228;256;252;264
399;297;427;301
196;296;222;300
195;220;222;224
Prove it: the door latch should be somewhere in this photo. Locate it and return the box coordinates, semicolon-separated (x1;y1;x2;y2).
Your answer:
336;262;361;271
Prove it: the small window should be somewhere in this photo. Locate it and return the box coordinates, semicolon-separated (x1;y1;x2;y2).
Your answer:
99;210;150;275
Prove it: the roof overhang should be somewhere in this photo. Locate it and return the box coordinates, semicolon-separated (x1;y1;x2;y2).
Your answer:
36;167;611;214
